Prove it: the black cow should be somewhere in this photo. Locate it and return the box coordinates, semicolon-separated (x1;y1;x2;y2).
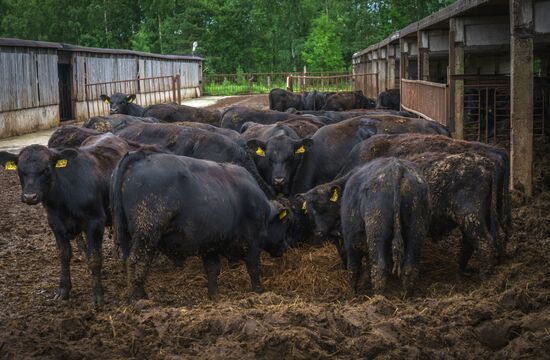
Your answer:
84;114;161;133
0;134;131;307
286;108;414;124
115;123;274;197
303;91;335;110
376;89;400;111
278;117;324;138
143;103;221;125
221;107;297;131
174;121;241;142
48;126;103;148
323;91;376;111
338;133;511;256
242;122;312;195
338;136;507;274
359;114;451;137
110;150;292;300
100;93;145;116
269;88;305;111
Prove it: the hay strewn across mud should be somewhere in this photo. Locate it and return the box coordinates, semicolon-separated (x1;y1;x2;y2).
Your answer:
1;165;549;359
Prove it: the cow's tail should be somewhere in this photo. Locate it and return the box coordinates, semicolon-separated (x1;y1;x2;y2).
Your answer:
110;150;145;260
391;161;405;277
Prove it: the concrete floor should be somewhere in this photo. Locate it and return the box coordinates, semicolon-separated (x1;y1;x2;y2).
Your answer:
0;96;228;154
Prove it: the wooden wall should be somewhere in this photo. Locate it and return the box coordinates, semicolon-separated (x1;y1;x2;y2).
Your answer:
0;46;59;139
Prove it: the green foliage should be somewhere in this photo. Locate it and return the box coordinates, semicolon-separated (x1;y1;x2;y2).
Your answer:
0;0;456;73
302;14;344;72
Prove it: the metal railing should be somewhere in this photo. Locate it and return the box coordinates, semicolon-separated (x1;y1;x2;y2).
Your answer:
286;73;378;97
84;75;181;118
202;71;355;96
400;79;448;126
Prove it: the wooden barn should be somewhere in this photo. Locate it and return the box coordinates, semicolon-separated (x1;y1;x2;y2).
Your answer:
0;38;203;139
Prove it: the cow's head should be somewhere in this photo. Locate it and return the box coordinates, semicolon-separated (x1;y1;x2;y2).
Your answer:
248;136;313;196
100;93;137;115
296;182;342;239
0;146;76;205
263;200;293;257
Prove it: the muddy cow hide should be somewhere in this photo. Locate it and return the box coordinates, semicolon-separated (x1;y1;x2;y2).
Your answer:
115;122;274;197
143;103;221;126
0;134;132;308
359;114;451;137
376;89;400;111
174;121;242;142
48;125;103;148
339;133;511;253
269;88;305;111
110;149;292;300
100;93;145;116
242;122;312;196
323;91;376;111
339;137;507;273
220;107;298;131
277;117;324;138
286;108;414;124
84;114;161;133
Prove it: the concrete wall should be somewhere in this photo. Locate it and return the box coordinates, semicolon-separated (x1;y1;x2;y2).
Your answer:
0;106;59;139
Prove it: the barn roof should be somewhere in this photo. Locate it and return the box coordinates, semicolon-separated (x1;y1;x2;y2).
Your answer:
0;37;204;61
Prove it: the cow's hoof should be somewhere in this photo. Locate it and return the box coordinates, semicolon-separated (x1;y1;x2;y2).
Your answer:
252;285;265;294
53;287;71;301
207;292;219;301
93;292;104;310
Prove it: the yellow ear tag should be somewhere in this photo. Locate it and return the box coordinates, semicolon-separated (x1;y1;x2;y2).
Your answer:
55;159;68;168
278;209;287;220
127;97;135;104
256;147;266;157
302;200;308;214
103;99;110;104
5;161;17;171
330;189;339;202
295;145;306;154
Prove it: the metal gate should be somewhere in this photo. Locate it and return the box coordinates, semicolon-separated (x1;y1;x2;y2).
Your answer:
84;75;181;118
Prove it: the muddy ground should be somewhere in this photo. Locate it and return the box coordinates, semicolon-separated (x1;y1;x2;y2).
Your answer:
0;95;549;359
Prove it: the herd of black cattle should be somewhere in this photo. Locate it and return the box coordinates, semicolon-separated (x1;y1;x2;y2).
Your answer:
0;88;510;309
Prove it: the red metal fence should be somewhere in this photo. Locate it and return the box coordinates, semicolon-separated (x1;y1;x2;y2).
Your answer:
400;79;449;126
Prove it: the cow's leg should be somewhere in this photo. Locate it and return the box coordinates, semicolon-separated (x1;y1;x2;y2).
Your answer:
366;215;390;294
53;233;72;300
245;245;264;294
85;219;105;308
202;253;221;300
126;231;157;301
458;211;496;277
402;222;424;297
347;248;363;294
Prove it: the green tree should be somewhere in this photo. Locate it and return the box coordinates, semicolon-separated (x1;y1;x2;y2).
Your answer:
301;13;345;72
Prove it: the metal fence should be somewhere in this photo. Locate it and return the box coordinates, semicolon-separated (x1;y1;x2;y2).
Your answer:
286;73;378;96
84;75;181;118
400;79;449;126
202;71;355;96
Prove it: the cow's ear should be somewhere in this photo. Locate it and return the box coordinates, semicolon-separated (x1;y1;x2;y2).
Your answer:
100;94;110;104
329;185;341;203
240;121;255;133
51;148;79;168
294;194;307;214
247;139;267;157
295;138;313;154
0;151;18;171
127;94;137;104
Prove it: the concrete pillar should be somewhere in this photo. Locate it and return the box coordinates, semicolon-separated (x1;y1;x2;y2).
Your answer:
388;44;396;89
418;31;430;81
510;0;534;196
450;18;465;139
400;39;410;81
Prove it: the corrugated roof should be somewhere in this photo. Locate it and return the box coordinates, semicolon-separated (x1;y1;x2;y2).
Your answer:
0;37;203;61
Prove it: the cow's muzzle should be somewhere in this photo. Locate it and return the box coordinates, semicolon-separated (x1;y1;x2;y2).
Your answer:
22;192;40;205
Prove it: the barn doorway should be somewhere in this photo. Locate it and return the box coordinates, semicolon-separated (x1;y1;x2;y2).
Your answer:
58;63;74;121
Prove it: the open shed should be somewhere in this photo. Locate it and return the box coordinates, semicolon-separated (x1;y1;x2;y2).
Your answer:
0;38;203;139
